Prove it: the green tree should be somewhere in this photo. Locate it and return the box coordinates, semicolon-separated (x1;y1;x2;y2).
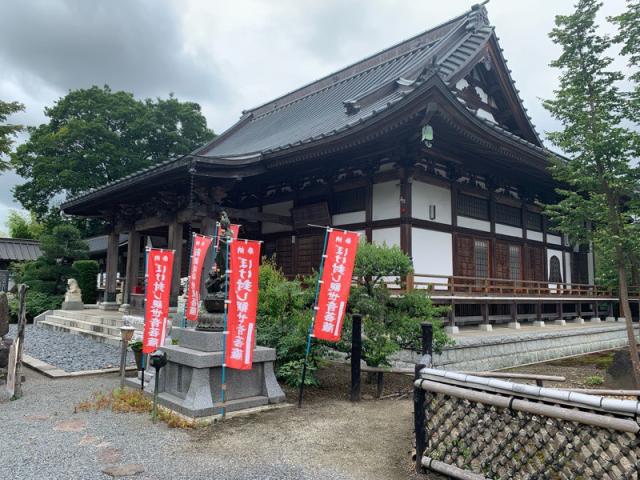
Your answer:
6;210;43;239
543;0;640;385
0;99;24;170
11;85;214;220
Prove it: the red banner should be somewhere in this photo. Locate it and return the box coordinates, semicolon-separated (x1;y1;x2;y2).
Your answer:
185;234;214;321
143;249;174;354
216;224;240;249
313;230;360;342
225;239;261;370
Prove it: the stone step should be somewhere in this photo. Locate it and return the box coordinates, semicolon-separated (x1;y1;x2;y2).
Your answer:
37;321;122;347
44;315;125;337
50;310;124;327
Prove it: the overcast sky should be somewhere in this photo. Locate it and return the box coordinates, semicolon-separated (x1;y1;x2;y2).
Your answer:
0;0;629;233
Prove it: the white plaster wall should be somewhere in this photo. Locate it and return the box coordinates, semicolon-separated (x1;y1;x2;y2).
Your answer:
457;216;491;232
411;181;451;224
495;224;523;238
261;200;293;234
527;230;543;242
411;228;452;291
563;251;572;285
332;211;365;226
547;234;562;245
372;181;400;220
372;227;400;247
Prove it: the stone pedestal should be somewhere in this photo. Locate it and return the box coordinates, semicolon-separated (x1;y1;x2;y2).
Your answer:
445;326;459;335
573;317;585;324
589;317;601;323
99;302;120;311
532;321;545;328
617;317;626;323
553;319;566;326
605;316;616;323
478;324;492;332
507;322;521;330
62;300;84;310
118;303;131;313
127;327;285;418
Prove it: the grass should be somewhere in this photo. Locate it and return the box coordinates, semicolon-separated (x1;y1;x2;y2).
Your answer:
75;388;201;429
584;375;605;386
546;351;615;370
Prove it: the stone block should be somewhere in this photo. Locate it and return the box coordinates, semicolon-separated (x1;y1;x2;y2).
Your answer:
507;322;521;330
172;327;223;352
573;317;585;324
605;316;616;323
589;317;601;323
445;326;459;334
532;321;545;328
99;302;120;311
617;317;626;323
61;301;84;311
477;324;492;332
118;303;131;313
553;320;566;326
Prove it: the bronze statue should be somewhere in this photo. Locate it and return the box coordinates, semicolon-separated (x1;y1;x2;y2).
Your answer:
197;211;234;331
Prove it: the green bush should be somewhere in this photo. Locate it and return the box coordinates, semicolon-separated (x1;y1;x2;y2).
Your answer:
9;291;63;322
72;260;99;304
585;375;604;386
255;259;324;387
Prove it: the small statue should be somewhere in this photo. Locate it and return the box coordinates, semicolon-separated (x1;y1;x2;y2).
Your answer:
62;278;84;310
197;211;234;331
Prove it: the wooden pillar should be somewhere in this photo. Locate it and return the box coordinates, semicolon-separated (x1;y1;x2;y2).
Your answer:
123;230;141;305
102;231;119;308
168;221;184;307
446;300;458;334
557;302;563;320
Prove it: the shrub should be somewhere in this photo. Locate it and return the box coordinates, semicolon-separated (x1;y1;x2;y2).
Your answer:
255;259;324;386
72;260;99;304
9;291;63;322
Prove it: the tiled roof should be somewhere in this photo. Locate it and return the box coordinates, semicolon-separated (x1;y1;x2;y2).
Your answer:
198;5;498;157
0;238;42;262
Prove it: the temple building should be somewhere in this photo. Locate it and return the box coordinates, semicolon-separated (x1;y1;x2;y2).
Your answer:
62;4;619;330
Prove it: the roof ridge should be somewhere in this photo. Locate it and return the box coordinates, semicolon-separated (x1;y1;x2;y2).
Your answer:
245;7;480;118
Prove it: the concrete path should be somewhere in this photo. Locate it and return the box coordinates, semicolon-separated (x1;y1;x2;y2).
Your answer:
0;370;421;480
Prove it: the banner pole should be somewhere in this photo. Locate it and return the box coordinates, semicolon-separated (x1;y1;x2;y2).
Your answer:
297;227;331;408
219;237;231;419
140;247;150;391
180;232;197;329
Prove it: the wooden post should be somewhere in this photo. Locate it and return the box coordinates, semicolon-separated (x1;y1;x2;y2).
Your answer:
350;313;362;402
593;301;599;319
557;302;563;320
414;322;432;474
167;220;184;307
103;231;119;304
123;230;141;305
536;302;542;322
12;284;27;398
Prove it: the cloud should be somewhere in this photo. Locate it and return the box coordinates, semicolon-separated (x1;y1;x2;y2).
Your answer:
0;0;631;230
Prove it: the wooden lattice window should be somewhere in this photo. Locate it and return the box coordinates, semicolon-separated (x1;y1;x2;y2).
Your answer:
458;194;489;220
509;245;521;280
474;240;489;278
526;211;543;231
495;203;521;227
549;255;563;283
331;188;366;214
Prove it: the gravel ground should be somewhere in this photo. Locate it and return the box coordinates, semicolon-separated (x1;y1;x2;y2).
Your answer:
8;325;134;372
0;368;426;480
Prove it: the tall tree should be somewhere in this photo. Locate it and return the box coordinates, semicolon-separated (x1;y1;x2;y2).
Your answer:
544;0;640;385
11;85;214;220
6;210;43;240
0;99;24;170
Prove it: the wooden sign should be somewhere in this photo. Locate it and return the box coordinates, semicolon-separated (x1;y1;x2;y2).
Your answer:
6;337;20;397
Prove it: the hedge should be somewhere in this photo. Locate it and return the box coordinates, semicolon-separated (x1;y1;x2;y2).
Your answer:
72;260;99;304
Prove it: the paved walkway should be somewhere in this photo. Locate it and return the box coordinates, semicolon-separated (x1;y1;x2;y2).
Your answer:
0;370;420;480
451;320;625;340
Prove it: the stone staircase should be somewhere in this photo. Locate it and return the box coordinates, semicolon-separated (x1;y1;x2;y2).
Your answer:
37;309;127;346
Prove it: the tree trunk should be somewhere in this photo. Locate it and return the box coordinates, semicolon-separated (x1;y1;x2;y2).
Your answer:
616;252;640;388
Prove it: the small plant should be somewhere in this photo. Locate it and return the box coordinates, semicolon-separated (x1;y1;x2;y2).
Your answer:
585;375;604;386
129;340;143;352
171;338;179;345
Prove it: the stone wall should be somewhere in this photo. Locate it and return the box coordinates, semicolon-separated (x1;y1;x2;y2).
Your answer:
393;324;636;371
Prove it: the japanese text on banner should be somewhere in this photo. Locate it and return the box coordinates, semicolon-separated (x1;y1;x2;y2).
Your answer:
313;230;359;342
143;249;174;354
225;240;261;370
185;234;213;321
